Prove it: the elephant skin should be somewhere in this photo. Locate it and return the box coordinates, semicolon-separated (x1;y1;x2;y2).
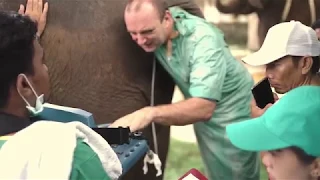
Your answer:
168;0;205;17
215;0;320;50
0;0;203;179
215;0;256;14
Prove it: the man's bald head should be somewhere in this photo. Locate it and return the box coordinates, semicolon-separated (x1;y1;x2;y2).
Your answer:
126;0;168;20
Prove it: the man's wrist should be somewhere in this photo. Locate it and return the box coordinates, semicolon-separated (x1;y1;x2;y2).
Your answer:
145;106;159;123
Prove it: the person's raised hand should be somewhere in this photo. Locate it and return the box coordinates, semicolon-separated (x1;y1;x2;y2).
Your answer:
18;0;48;37
250;91;280;118
273;92;279;102
250;98;273;118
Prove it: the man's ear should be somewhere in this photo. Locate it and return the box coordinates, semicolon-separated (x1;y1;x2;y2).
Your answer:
310;158;320;178
163;10;173;24
300;56;313;75
16;74;33;100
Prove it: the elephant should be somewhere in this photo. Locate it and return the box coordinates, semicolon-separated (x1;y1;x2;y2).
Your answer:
0;0;204;179
214;0;320;51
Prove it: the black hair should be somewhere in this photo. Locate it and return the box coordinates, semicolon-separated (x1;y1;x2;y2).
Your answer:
292;56;320;74
0;11;38;108
290;147;317;165
312;19;320;30
289;147;320;179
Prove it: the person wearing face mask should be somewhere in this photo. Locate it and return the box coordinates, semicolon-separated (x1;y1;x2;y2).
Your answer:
243;20;320;118
226;85;320;180
0;1;48;136
0;1;115;179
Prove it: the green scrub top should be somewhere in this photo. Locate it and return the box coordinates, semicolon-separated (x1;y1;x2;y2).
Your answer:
154;7;260;180
0;137;111;180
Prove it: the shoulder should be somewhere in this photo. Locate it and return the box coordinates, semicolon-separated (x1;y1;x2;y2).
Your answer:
187;23;226;47
170;8;225;46
70;139;111;180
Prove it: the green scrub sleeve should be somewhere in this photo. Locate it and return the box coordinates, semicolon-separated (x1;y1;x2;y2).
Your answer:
188;35;227;102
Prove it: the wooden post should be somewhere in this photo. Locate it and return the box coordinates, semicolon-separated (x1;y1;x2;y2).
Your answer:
247;13;260;51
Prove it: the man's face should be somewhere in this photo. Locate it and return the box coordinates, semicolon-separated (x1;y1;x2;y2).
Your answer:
29;40;50;100
124;4;170;52
266;56;305;94
262;148;312;180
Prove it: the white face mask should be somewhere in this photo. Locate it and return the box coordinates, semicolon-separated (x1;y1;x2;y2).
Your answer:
17;74;45;116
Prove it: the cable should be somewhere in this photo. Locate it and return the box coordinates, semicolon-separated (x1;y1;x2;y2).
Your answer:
150;56;159;155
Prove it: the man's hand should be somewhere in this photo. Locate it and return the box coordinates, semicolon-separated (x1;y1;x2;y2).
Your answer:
110;107;155;132
251;103;272;118
18;0;49;37
251;92;279;118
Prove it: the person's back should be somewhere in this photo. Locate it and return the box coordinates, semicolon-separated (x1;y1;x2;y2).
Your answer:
154;6;258;180
0;115;110;180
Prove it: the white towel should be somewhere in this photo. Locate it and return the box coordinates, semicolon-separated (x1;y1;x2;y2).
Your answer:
0;121;122;180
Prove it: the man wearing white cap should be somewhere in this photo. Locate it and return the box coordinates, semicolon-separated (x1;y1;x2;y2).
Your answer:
243;20;320;117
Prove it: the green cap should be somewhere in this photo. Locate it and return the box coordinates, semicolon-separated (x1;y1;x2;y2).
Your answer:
226;85;320;157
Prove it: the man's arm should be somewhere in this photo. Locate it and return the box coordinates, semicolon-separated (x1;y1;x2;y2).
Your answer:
110;31;227;131
150;97;215;126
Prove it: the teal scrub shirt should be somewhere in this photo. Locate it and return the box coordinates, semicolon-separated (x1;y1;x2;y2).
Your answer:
154;7;260;180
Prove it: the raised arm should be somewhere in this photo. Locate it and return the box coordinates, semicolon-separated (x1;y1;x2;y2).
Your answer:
18;0;48;38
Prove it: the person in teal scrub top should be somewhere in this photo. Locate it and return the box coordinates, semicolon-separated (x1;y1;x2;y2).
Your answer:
110;0;259;179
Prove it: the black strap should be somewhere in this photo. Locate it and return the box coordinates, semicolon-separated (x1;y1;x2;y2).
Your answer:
92;127;130;145
92;127;149;145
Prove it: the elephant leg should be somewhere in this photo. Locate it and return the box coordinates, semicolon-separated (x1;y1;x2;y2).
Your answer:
247;13;260;51
215;0;256;14
256;9;281;49
167;0;205;18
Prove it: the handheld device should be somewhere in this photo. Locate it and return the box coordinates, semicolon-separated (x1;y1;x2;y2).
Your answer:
178;168;208;180
251;77;275;109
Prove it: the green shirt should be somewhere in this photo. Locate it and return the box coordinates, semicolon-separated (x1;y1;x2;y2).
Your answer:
154;7;258;180
154;6;254;126
0;138;111;180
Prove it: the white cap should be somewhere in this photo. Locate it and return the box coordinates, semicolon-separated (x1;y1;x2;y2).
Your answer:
242;21;320;66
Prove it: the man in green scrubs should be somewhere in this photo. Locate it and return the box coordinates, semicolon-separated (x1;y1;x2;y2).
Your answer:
111;0;259;179
0;1;112;179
